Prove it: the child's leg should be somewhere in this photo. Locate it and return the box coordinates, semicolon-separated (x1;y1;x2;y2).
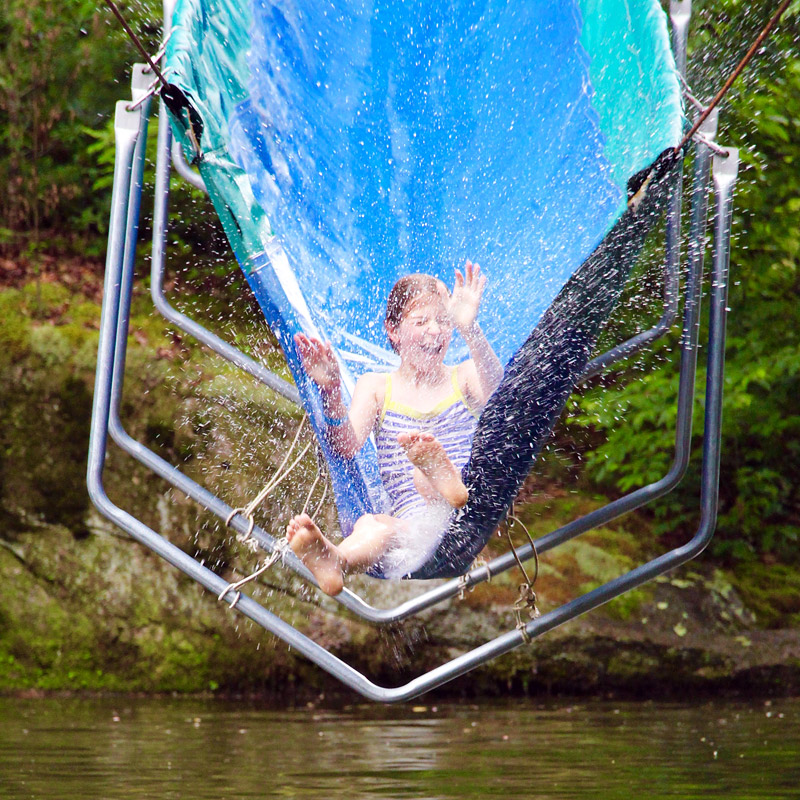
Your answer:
286;513;399;596
398;431;468;508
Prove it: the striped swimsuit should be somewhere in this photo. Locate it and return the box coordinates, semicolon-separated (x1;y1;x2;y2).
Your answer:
376;368;479;520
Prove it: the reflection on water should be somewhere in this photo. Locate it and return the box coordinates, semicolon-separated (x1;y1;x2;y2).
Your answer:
1;696;798;799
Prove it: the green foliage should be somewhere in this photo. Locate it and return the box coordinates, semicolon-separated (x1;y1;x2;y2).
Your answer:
0;0;161;253
0;0;233;269
568;4;800;562
732;561;800;628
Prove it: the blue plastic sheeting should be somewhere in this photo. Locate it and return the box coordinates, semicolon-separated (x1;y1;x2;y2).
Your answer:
166;0;683;565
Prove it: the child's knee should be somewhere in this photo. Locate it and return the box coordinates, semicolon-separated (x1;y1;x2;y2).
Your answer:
352;514;375;535
353;513;391;536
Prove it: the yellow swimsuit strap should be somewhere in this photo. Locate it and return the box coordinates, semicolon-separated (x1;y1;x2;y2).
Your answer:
380;367;469;423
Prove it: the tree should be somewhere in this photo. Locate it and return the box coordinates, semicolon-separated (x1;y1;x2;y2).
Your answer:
0;0;160;254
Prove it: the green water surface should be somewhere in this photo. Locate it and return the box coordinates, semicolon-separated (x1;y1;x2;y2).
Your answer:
0;696;797;799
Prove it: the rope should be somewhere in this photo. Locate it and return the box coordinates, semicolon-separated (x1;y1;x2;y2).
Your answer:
127;67;174;112
300;471;322;515
146;29;174;69
248;439;314;514
217;539;290;609
506;515;539;588
678;76;731;156
215;411;343;610
312;481;328;520
679;74;705;113
674;0;794;156
504;514;541;641
301;445;329;516
103;0;170;88
457;554;492;601
692;132;730;158
225;414;308;540
217;412;336;608
243;414;309;516
124;26;176;111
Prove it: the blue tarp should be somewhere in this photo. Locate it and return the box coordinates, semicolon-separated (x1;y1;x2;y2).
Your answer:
165;0;683;573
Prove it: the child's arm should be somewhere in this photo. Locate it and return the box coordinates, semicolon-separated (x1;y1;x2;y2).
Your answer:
294;334;381;458
448;261;503;407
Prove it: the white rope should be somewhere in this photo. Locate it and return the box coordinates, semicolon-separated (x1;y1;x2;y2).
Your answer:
218;414;333;606
145;29;175;69
679;74;705;113
126;66;174;111
217;539;290;609
300;468;322;516
243;415;309;516
677;76;730;158
245;438;314;516
473;553;491;581
312;480;328;520
225;414;309;539
457;554;492;600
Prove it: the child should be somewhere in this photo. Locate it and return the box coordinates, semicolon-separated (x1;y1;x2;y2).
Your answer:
288;260;503;594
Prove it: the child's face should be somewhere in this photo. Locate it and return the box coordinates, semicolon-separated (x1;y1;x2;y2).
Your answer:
389;294;453;364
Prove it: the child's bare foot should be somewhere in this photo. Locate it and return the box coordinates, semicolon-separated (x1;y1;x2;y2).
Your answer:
397;431;469;508
286;513;345;596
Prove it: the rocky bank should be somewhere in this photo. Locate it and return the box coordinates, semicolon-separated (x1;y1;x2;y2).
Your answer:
2;274;799;701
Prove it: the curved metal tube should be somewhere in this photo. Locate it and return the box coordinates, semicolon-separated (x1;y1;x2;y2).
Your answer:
171;137;206;191
150;2;296;401
501;113;719;570
89;8;737;698
104;83;721;626
88;96;737;701
133;4;705;621
521;148;738;643
151;104;299;403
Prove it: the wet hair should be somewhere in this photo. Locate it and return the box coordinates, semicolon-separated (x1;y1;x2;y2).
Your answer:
384;274;448;351
385;274;447;327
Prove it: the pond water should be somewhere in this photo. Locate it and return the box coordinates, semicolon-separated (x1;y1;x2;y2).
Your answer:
1;695;798;799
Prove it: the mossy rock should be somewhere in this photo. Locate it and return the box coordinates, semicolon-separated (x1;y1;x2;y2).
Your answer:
732;561;800;628
0;522;322;693
2;282;800;697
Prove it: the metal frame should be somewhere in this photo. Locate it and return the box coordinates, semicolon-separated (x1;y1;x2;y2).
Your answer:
89;0;741;700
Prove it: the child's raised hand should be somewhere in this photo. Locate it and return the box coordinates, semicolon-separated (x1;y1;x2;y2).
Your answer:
448;260;487;334
294;333;341;392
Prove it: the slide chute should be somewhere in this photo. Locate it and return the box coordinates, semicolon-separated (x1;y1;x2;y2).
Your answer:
164;0;684;577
